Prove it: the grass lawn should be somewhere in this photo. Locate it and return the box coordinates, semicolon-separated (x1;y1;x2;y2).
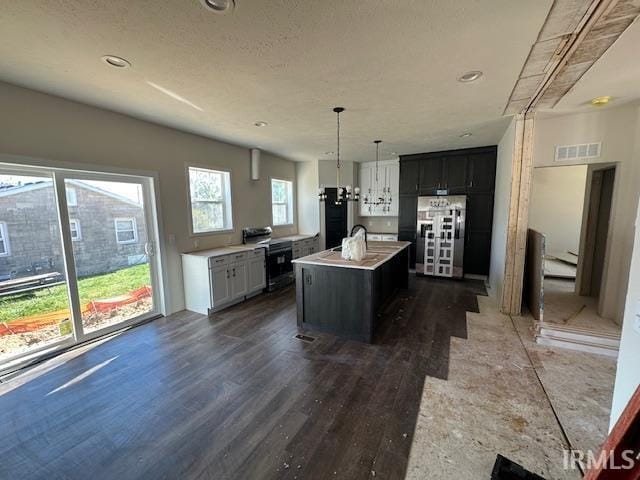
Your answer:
0;264;151;324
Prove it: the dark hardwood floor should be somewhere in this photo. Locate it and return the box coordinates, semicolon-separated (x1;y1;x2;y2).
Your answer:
0;276;486;480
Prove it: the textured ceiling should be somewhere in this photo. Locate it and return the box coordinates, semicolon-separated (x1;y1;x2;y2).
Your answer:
554;15;640;112
0;0;552;162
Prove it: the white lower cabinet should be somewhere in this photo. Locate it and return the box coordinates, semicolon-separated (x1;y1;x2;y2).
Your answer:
248;255;266;292
210;264;232;308
292;236;319;259
182;248;266;315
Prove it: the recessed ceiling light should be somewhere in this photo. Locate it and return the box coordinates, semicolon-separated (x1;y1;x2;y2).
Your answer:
200;0;235;13
460;132;473;138
458;71;483;83
254;121;268;127
101;55;131;69
591;96;612;107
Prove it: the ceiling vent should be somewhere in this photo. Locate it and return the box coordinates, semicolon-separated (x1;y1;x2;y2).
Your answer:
555;142;601;162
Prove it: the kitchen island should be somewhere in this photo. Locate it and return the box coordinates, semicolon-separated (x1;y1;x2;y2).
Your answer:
292;241;411;343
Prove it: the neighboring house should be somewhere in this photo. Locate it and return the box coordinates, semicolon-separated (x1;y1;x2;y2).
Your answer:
0;180;147;279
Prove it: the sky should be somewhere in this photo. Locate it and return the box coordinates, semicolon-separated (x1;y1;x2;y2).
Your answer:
0;175;143;204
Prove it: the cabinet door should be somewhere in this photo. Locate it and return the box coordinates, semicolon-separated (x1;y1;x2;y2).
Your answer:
359;166;373;216
442;155;468;193
398;228;417;267
230;262;248;299
419;157;443;194
385;162;399;216
398;195;418;230
210;265;232;308
399;159;420;194
248;257;266;292
467;152;496;193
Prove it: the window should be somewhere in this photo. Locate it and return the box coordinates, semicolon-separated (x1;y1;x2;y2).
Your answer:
187;166;233;234
0;222;9;256
115;217;138;244
66;187;78;207
69;219;82;241
271;179;293;226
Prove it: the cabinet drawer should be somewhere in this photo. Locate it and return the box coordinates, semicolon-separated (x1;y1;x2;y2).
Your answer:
292;247;302;259
302;238;314;246
382;234;398;241
229;251;248;263
248;249;265;258
208;255;229;268
368;234;382;241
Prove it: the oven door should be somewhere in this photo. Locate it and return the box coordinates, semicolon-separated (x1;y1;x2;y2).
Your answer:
267;249;293;283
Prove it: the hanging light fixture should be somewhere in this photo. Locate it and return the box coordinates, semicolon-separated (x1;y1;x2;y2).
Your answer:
363;140;392;212
319;107;360;204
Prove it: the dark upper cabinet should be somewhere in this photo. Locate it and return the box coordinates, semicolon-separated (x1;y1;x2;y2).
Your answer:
419;157;443;194
467;151;497;193
399;160;420;194
398;195;418;231
442;155;468;193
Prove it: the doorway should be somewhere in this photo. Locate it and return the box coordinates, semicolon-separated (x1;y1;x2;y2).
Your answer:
0;165;162;371
580;166;615;299
324;188;347;249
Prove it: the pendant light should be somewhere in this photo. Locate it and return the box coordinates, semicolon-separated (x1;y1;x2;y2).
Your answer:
363;140;392;212
319;107;360;204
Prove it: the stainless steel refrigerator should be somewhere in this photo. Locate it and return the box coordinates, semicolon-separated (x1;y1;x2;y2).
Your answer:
416;195;466;278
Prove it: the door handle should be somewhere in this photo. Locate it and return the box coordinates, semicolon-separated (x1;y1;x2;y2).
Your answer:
226;269;230;279
233;268;236;277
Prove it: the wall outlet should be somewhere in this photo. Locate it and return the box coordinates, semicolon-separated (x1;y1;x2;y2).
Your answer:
386;221;391;227
194;239;200;248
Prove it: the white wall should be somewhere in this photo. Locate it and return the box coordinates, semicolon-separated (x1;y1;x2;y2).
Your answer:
0;81;298;315
533;103;640;321
489;117;516;301
609;195;640;428
528;165;588;255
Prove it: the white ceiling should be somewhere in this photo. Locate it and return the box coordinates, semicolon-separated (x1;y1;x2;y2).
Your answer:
0;1;552;162
554;16;640;113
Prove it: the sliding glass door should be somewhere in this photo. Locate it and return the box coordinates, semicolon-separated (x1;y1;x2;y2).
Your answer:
62;176;156;335
0;172;74;361
0;165;161;370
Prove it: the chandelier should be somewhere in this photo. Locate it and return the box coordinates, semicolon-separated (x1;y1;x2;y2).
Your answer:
363;140;392;212
319;107;360;205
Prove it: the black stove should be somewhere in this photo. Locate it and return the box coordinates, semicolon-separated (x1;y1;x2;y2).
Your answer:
242;227;294;291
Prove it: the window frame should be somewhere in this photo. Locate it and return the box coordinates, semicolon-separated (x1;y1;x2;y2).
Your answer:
69;219;82;242
186;165;234;236
66;187;78;207
270;178;294;227
0;222;10;257
114;217;138;245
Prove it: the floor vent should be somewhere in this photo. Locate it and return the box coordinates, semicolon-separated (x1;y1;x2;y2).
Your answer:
555;142;601;162
492;455;545;479
295;334;316;342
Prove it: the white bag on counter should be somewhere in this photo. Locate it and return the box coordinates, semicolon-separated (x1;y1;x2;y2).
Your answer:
341;229;367;261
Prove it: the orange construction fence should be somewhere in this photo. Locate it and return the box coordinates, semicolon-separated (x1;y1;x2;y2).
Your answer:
0;285;152;336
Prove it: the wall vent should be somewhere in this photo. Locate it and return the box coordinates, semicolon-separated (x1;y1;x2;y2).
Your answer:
555;142;601;162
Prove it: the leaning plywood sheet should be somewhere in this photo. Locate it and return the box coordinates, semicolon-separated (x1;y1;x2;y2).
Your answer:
524;229;546;321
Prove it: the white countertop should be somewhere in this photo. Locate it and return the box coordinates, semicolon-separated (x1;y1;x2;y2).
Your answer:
182;244;263;258
292;241;410;271
277;233;319;242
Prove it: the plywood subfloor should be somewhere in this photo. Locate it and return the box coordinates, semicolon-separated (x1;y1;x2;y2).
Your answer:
406;296;582;480
543;278;621;335
513;316;617;456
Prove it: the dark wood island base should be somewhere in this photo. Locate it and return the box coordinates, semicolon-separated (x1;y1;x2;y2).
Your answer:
293;241;411;343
